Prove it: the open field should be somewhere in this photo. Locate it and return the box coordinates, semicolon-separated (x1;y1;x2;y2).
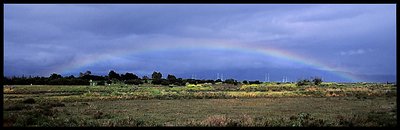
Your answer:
3;83;397;127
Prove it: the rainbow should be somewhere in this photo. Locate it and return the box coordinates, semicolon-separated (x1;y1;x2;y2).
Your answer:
57;39;361;82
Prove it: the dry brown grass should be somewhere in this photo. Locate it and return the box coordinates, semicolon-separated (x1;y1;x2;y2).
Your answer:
202;115;231;126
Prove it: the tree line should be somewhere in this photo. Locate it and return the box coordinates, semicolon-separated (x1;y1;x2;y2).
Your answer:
3;70;263;86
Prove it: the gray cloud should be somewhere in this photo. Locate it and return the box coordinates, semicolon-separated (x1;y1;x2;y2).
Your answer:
4;4;396;82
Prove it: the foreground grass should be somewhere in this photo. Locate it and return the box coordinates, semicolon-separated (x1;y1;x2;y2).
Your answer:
3;83;397;127
3;97;396;127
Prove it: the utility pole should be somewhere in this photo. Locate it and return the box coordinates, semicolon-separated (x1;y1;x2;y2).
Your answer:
282;76;285;83
285;76;288;83
268;73;270;82
287;77;289;82
264;73;267;82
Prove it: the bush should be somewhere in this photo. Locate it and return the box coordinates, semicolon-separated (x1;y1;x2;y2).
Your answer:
125;79;143;85
97;80;105;86
161;79;170;86
223;79;238;85
152;79;162;85
106;80;112;85
297;79;311;86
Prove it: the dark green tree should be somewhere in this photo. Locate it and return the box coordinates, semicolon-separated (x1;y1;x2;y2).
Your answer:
142;76;149;83
312;77;323;85
66;75;75;79
151;71;162;80
242;80;248;84
108;70;120;80
84;71;91;76
121;72;139;81
216;79;222;82
151;71;163;85
167;74;177;83
49;73;62;80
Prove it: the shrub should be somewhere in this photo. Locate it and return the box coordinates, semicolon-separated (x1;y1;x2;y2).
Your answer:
125;79;143;85
297;79;311;86
106;80;112;85
160;79;170;86
97;80;105;86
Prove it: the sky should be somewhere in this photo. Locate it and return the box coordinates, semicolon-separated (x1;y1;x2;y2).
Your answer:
4;4;396;82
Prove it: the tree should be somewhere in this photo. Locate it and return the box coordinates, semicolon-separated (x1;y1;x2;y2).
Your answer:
66;75;75;79
216;79;222;82
206;80;215;84
49;73;62;80
160;79;170;86
151;71;162;80
312;77;323;85
84;71;91;76
167;74;177;82
242;80;248;84
151;71;163;85
121;73;139;81
108;70;120;80
174;78;185;86
223;79;237;85
142;76;149;80
249;80;261;84
4;76;12;85
142;76;149;83
79;70;92;77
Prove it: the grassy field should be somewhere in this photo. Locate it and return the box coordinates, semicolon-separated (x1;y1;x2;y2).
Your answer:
3;83;397;127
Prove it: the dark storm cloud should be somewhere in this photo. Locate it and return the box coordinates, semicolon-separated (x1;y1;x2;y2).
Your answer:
4;4;396;82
